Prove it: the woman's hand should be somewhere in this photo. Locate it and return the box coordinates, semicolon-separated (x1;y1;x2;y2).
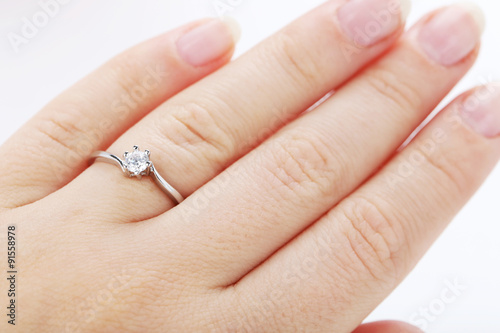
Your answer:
1;0;498;332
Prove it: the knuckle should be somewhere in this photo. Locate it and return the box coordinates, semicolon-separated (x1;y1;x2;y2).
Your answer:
107;55;151;96
338;196;406;284
262;130;336;198
270;29;322;89
154;101;235;166
364;65;422;112
414;142;470;196
36;112;84;154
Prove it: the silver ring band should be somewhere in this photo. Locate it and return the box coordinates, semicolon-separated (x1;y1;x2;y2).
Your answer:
89;146;184;205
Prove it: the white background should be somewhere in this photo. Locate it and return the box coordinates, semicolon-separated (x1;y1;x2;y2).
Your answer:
1;0;499;331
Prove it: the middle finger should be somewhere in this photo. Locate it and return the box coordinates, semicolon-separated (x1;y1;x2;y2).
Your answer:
168;4;483;286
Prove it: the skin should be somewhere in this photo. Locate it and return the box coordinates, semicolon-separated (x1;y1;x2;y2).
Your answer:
0;1;498;332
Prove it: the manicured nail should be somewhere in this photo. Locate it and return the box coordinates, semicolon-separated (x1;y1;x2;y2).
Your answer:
337;0;411;47
461;84;500;138
417;3;485;67
177;18;240;67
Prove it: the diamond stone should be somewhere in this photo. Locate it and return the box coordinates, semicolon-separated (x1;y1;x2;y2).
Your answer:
124;149;150;175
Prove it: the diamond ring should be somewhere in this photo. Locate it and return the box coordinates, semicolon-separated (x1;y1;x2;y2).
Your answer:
89;145;184;205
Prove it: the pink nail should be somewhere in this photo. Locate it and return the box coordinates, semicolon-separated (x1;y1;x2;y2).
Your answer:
337;0;411;47
417;4;485;67
177;19;240;67
461;84;500;138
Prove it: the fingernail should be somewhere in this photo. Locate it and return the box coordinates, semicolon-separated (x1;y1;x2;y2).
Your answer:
398;322;425;333
417;3;485;67
177;18;240;67
461;84;500;138
337;0;411;47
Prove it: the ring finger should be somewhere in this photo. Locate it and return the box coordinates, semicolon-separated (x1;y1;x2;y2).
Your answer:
0;18;237;209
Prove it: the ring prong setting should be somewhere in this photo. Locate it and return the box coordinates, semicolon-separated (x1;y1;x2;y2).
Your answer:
123;145;151;177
